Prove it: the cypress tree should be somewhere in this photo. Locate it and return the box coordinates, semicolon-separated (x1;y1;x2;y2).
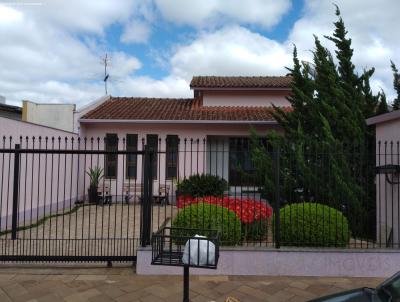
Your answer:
252;6;380;239
391;61;400;110
376;90;389;115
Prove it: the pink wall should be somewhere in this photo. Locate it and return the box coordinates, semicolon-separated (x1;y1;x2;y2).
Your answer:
79;122;281;194
137;247;399;278
374;119;400;247
202;90;290;107
0;117;79;230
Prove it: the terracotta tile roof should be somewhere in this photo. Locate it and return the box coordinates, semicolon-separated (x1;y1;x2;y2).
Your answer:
190;76;292;89
81;97;288;122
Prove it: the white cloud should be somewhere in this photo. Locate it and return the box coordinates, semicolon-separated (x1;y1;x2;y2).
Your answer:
154;0;291;28
170;26;292;79
0;79;104;105
0;4;23;23
0;2;142;106
113;76;191;98
20;0;137;34
1;0;399;108
121;20;151;44
107;52;142;77
288;0;400;101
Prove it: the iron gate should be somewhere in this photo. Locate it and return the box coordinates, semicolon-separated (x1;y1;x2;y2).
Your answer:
0;137;154;262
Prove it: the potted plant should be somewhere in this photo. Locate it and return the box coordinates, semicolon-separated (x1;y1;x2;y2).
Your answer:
86;166;104;204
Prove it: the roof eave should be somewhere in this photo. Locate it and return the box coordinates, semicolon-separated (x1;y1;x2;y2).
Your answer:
79;119;278;125
190;87;291;91
366;110;400;126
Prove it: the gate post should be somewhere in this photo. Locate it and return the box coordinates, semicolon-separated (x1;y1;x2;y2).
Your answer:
141;145;153;247
273;144;281;248
12;144;21;240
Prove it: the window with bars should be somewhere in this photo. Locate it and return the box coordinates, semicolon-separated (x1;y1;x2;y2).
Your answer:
126;134;138;179
229;137;258;186
166;135;178;179
146;134;158;180
105;133;118;178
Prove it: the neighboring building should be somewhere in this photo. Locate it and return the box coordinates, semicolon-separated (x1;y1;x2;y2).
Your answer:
22;100;76;132
0;96;22;120
367;110;400;247
76;76;292;191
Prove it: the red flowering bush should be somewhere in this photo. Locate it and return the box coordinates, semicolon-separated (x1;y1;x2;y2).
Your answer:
177;196;273;241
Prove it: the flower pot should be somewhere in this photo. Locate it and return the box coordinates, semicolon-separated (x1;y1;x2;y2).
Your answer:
88;186;98;204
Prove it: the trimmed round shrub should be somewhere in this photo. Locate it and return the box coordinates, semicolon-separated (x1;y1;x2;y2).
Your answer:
176;174;228;198
275;202;350;247
172;202;241;245
243;219;269;242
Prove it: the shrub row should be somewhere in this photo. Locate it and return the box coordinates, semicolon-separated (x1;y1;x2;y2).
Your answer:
172;201;351;247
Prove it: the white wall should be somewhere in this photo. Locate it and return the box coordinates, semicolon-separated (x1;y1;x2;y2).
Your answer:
23;101;76;132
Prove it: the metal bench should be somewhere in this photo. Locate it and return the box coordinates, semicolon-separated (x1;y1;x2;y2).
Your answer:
123;183;144;204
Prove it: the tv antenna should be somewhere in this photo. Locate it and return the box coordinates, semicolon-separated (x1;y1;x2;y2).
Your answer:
101;53;110;95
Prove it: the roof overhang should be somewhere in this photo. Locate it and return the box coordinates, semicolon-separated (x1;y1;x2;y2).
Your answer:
366;110;400;126
190;87;291;91
79;119;278;125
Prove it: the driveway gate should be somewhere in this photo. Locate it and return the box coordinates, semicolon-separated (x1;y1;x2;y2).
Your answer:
0;137;154;262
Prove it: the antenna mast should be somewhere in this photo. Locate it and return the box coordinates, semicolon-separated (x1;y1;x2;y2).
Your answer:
101;53;110;95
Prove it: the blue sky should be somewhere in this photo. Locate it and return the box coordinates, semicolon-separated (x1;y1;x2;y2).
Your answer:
0;0;398;106
103;0;304;80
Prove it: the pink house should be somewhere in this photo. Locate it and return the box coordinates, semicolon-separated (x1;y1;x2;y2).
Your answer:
75;76;292;194
0;75;291;231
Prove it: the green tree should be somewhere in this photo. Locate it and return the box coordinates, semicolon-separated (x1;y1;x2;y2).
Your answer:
252;6;379;238
391;61;400;110
376;90;389;115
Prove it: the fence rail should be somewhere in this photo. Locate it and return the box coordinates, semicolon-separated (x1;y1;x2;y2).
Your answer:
0;135;399;263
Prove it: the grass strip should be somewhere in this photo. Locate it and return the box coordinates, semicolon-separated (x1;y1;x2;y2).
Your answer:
0;203;87;236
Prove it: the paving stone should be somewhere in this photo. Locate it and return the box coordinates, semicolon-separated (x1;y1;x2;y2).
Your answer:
237;285;272;300
289;281;310;290
115;290;149;302
44;274;78;281
65;288;102;302
198;276;229;282
0;274;16;282
88;293;116;302
76;274;108;281
97;284;126;299
0;267;386;302
3;282;29;298
0;288;13;302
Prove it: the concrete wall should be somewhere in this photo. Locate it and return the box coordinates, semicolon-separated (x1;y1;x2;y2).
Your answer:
137;247;400;278
375;118;400;247
202;90;290;107
0;117;79;230
23;100;76;132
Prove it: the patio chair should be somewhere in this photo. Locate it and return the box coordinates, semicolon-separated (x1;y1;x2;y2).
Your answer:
97;183;112;205
123;183;170;205
153;184;170;205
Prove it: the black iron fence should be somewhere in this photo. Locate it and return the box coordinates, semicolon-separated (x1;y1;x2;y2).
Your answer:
0;136;399;263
